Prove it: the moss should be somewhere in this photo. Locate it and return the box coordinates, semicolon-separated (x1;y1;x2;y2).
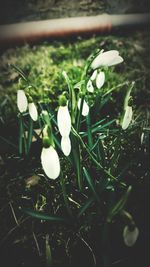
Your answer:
0;30;150;119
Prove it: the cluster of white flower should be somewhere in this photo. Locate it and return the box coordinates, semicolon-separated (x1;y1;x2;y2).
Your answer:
77;50;125;118
17;90;38;121
17;49;133;181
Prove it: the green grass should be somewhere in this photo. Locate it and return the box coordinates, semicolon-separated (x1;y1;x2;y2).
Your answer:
0;30;150;117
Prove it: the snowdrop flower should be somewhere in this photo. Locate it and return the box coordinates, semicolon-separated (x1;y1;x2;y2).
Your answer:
96;71;105;89
87;70;105;92
123;225;139;247
61;136;71;156
57;95;72;156
87;79;94;93
122;106;133;130
78;98;89;117
41;146;60;180
57;99;71;137
17;90;28;113
91;50;123;70
28;102;38;121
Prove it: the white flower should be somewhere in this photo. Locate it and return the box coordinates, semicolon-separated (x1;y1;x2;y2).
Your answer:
96;71;105;89
41;146;60;179
28;102;38;121
122;106;133;130
61;136;71;156
91;50;123;69
57;105;71;137
17;90;28;113
87;70;105;92
87;79;94;93
90;70;97;81
123;225;139;247
78;98;89;117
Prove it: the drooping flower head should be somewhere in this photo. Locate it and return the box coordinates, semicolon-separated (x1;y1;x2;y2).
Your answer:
17;90;28;113
77;98;89;117
57;94;72;156
41;125;60;180
57;95;71;137
123;225;139;247
91;50;123;70
87;70;105;93
28;102;38;121
122;106;133;130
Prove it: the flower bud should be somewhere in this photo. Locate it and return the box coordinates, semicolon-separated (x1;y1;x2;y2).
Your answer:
17;90;28;113
123;225;139;247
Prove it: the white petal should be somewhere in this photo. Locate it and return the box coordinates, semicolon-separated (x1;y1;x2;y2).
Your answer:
41;146;60;179
78;98;89;117
57;106;71;137
90;70;97;81
141;132;144;145
91;50;122;69
17;90;28;113
87;79;94;93
107;55;124;66
28;102;38;121
122;106;133;130
61;136;71;156
96;71;105;89
123;226;139;247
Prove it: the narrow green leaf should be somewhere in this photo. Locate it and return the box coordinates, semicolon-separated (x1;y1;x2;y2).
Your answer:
46;234;52;267
10;64;28;82
18;115;23;155
21;208;69;223
109;135;121;174
107;186;132;222
124;82;134;111
83;167;100;203
97;138;106;167
77;196;94;218
27;117;33;153
86;112;93;149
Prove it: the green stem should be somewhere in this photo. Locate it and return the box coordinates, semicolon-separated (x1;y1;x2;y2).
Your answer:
72;127;125;186
18;114;23;156
60;173;73;218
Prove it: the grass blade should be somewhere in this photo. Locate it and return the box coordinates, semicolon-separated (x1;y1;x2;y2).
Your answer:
21;208;69;223
46;234;52;267
107;186;132;222
77;196;94;218
83;167;100;203
86;112;93;149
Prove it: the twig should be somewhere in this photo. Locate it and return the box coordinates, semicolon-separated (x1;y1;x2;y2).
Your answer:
9;202;19;226
76;233;96;267
33;231;41;256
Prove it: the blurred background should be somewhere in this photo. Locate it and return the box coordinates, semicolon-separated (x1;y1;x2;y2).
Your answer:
0;0;150;25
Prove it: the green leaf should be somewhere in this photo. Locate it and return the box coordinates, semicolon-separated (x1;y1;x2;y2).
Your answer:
10;64;28;82
107;186;132;222
86;112;93;149
46;234;52;267
27;117;33;153
77;196;94;218
97;138;106;167
18;115;23;155
21;208;69;223
123;82;134;110
83;167;100;203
